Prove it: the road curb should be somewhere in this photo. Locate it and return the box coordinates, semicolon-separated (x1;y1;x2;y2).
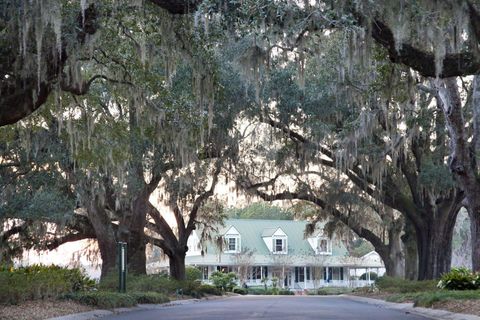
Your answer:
342;295;480;320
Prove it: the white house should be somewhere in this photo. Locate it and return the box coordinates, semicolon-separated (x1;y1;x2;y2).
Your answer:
184;219;385;290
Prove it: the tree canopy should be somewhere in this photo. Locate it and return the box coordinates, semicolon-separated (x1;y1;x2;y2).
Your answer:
2;0;480;280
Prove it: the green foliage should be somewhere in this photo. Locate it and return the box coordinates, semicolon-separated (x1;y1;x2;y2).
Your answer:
99;272;200;296
375;276;438;293
386;290;480;307
210;271;237;291
128;292;170;304
185;266;203;281
437;267;480;290
308;287;354;295
198;284;223;296
66;291;137;309
246;286;293;295
226;203;294;220
232;287;248;295
0;265;96;305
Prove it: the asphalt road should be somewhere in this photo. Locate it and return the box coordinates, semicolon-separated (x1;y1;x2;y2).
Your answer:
103;295;432;320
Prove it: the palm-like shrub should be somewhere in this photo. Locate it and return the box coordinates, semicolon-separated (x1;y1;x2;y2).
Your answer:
437;267;479;290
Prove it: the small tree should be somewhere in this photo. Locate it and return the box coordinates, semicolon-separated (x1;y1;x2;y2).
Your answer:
233;248;255;286
210;271;237;291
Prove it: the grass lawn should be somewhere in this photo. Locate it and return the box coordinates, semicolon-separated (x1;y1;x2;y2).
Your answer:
352;276;480;316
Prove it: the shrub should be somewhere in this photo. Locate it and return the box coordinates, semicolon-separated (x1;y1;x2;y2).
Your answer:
309;287;354;295
185;267;203;281
99;273;176;295
437;268;480;290
129;292;170;304
0;264;96;305
278;289;294;295
198;284;223;296
375;276;437;293
67;291;137;309
210;271;237;291
233;287;247;295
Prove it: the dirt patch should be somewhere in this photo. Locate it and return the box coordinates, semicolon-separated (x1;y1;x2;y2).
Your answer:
431;299;480;317
0;300;93;320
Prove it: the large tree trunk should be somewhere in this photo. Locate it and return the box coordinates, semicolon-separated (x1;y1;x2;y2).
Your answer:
86;199;117;280
118;193;149;275
415;203;459;280
467;206;480;272
169;248;187;280
125;229;147;275
437;77;480;272
385;222;405;278
402;220;418;280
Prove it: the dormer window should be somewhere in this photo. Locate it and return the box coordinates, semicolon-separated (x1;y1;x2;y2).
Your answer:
224;226;241;253
272;236;287;254
316;237;332;255
226;236;240;252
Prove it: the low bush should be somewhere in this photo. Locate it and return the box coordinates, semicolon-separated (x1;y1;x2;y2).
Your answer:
247;287;270;295
0;264;96;305
185;267;203;281
386;290;480;307
210;271;237;291
375;276;437;293
198;284;223;296
233;287;247;295
309;287;353;295
129;292;170;304
437;267;480;290
99;272;204;298
66;291;136;309
99;272;176;294
278;289;294;295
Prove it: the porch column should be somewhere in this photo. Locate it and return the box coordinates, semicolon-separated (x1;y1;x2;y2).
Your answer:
304;266;307;289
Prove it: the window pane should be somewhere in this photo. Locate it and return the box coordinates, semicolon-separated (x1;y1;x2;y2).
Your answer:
228;238;236;251
275;239;283;252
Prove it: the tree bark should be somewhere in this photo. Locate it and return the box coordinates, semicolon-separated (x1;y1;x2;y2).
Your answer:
86;199;117;280
467;206;480;272
413;201;460;280
437;77;480;272
385;220;405;278
168;248;187;280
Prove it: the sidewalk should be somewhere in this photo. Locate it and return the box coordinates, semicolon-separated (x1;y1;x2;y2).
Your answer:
343;295;480;320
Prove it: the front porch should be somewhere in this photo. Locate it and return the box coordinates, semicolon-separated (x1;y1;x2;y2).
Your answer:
198;264;383;289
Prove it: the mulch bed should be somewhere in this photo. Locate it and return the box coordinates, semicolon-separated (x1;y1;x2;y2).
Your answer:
0;300;93;320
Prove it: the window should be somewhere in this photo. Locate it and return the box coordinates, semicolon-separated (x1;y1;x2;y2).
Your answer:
295;267;305;282
228;238;237;251
272;237;287;254
316;238;331;255
250;266;262;280
225;236;240;253
202;266;209;280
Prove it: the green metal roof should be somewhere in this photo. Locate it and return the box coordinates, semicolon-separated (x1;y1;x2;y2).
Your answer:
202;219;348;257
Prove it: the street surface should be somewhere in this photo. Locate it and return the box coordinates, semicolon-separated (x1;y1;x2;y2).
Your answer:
103;295;432;320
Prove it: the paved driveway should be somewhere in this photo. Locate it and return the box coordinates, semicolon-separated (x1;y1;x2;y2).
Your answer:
103;295;432;320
